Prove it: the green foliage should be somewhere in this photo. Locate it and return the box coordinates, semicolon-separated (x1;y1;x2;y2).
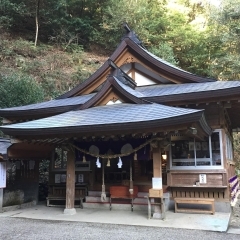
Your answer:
0;73;45;108
233;133;240;170
149;43;178;66
1;0;240;85
207;0;240;80
0;0;28;28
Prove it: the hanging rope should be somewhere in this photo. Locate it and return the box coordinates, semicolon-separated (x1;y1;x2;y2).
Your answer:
70;137;162;159
129;159;133;194
101;159;107;202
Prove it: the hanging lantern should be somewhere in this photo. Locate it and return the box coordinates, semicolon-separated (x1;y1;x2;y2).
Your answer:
117;157;122;168
134;152;137;161
83;155;86;163
162;151;167;160
106;158;111;167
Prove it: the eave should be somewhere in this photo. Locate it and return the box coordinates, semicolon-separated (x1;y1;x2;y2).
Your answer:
142;86;240;105
0;94;95;120
0;104;211;140
122;38;216;84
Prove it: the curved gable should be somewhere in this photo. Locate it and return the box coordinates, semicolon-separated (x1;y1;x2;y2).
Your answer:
79;76;145;110
57;27;216;99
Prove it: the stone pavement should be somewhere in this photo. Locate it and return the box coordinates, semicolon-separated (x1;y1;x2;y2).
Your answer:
228;194;240;234
0;203;231;233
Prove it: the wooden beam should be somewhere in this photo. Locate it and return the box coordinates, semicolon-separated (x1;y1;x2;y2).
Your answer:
2;118;12;124
10;138;22;144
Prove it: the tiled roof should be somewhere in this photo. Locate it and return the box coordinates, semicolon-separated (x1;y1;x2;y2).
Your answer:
114;78;145;98
1;80;240;116
1;103;203;130
136;81;240;97
0;94;95;111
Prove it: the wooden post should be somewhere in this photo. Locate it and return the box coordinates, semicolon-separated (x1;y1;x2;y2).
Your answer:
153;146;162;179
152;144;162;219
64;149;76;215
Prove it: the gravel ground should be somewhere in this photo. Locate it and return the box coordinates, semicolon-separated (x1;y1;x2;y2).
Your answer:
0;217;239;240
230;194;240;228
0;194;239;240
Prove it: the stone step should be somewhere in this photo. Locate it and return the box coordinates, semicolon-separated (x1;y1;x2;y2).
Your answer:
83;202;148;211
86;195;149;204
88;191;109;197
88;190;149;198
86;196;110;202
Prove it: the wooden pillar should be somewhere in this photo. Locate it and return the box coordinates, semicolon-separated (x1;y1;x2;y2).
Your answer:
64;149;76;215
152;144;162;219
152;146;162;178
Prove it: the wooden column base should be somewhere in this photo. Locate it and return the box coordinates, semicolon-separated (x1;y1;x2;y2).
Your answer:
63;208;76;215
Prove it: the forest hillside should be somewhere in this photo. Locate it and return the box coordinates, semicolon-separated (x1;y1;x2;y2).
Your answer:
1;0;240;101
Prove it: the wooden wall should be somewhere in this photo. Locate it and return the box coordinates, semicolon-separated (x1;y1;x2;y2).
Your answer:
167;170;227;187
168;170;228;200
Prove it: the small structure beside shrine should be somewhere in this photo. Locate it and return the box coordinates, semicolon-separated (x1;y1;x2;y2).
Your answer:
0;24;239;217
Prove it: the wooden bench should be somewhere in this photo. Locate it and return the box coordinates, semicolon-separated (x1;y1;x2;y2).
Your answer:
174;197;215;214
46;185;87;208
46;196;84;208
109;185;138;211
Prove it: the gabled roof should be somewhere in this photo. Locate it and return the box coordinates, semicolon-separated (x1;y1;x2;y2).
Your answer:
57;26;215;99
0;103;211;138
79;75;145;110
1;77;240;121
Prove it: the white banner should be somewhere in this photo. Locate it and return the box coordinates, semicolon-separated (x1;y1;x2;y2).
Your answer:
152;177;162;189
0;162;7;188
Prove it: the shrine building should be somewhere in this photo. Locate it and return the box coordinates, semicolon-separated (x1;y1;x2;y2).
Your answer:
0;25;239;216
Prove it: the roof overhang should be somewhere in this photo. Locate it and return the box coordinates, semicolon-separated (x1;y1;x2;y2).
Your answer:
0;103;212;141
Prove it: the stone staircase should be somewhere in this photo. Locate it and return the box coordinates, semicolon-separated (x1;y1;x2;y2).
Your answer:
83;190;170;211
83;190;150;211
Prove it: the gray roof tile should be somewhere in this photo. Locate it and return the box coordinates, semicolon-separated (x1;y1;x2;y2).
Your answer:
2;103;202;130
114;77;145;97
0;94;95;111
136;81;240;97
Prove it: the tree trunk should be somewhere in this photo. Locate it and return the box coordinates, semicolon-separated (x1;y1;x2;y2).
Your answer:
34;0;40;47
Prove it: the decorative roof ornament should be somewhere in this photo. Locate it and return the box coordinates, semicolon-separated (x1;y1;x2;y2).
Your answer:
107;59;136;89
122;23;146;49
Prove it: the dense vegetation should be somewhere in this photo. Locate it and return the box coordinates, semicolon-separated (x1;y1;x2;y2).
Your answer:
1;0;240;101
0;0;240;169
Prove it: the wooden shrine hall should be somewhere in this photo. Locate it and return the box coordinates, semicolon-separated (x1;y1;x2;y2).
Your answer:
0;24;240;216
